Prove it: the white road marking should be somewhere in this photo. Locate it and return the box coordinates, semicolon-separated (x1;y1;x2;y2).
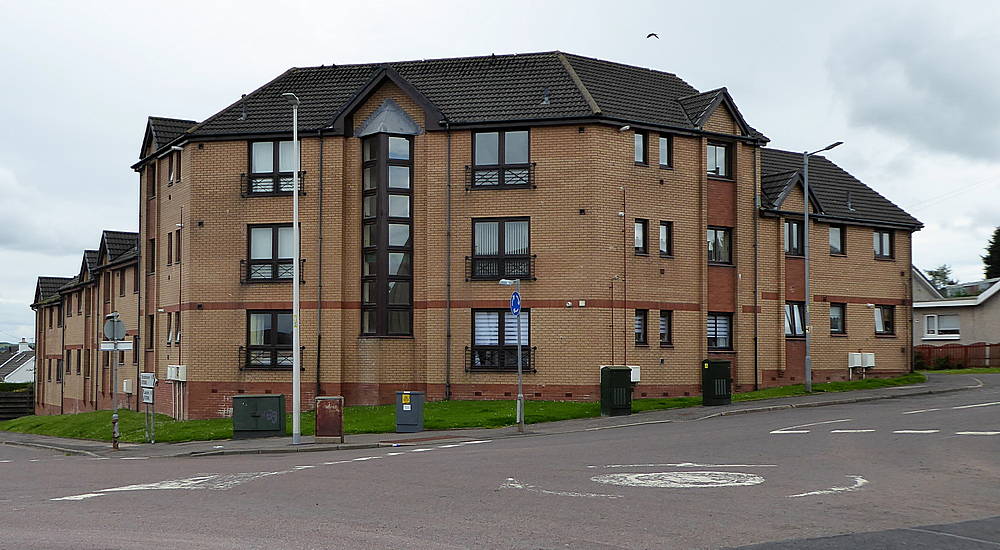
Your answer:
384;452;406;456
458;440;491;445
902;408;940;415
352;456;379;461
952;401;1000;410
436;444;463;448
771;430;810;434
410;448;433;452
89;457;110;460
955;431;1000;436
592;462;777;469
28;459;39;462
0;460;11;463
830;429;876;433
893;430;940;434
293;465;315;470
585;419;672;431
591;471;766;489
50;493;106;501
322;460;349;465
771;418;852;434
501;478;623;499
788;475;868;498
120;457;149;460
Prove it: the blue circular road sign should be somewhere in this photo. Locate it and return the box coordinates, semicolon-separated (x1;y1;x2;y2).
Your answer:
510;291;521;316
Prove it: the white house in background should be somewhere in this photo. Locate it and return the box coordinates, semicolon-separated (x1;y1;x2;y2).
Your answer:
0;338;35;383
913;278;1000;346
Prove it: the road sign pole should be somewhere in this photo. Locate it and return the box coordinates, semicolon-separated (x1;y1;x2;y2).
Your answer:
514;279;524;434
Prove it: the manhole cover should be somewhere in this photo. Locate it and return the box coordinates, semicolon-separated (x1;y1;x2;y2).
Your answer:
591;471;765;488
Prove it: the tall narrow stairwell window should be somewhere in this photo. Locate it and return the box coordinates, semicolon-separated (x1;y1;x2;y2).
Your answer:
361;134;413;336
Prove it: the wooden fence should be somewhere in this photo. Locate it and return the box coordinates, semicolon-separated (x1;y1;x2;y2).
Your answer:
914;342;1000;369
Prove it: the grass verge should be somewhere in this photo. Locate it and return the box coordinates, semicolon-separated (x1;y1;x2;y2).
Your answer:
919;367;1000;375
0;372;925;443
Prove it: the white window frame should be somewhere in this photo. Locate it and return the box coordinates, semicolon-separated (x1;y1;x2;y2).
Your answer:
922;313;960;340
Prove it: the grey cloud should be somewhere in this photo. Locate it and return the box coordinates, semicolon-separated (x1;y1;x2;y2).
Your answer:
827;11;1000;159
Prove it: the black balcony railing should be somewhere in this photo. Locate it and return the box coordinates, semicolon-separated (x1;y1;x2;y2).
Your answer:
238;345;306;371
240;171;307;197
464;163;536;190
465;255;535;281
465;346;536;373
240;259;306;284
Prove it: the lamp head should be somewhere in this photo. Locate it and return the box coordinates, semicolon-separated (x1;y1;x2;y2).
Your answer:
498;279;515;286
281;92;300;106
822;141;844;152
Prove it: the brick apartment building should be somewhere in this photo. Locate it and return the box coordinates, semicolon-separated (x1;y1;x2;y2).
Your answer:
32;51;921;419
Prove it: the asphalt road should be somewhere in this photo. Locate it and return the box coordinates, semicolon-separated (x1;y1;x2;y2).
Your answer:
2;376;998;549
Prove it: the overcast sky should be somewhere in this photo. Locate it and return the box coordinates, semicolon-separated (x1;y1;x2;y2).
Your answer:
1;0;997;342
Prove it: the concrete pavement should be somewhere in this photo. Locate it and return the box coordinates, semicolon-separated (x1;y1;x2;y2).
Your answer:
1;372;984;459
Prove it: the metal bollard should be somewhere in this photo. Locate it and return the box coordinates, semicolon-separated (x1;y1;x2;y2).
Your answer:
112;413;120;450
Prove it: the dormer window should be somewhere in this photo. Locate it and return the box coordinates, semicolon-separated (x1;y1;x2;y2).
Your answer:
249;140;299;194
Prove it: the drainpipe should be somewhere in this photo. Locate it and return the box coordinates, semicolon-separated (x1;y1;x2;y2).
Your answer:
752;147;760;391
60;305;65;415
315;131;325;399
444;120;453;400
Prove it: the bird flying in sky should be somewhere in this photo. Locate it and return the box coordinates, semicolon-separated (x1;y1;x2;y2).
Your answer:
646;33;659;39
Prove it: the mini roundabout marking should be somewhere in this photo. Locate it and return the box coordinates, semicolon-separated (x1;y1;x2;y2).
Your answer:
590;471;766;489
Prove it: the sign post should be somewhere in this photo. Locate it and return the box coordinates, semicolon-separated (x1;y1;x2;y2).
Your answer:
509;283;524;434
103;312;126;450
140;373;156;443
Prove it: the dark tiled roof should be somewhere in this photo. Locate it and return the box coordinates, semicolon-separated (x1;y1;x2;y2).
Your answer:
58;276;80;291
0;352;33;380
84;250;99;274
761;148;922;229
103;231;139;261
37;277;72;301
149;117;197;149
187;51;766;140
676;88;724;126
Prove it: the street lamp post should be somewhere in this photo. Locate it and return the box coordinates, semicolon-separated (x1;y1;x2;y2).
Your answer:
282;92;302;444
803;141;843;393
499;278;524;433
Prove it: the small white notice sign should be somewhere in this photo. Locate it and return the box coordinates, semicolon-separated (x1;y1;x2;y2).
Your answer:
100;341;133;351
402;404;411;411
141;388;154;404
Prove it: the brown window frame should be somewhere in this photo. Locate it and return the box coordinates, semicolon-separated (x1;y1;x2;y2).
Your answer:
146;238;156;274
874;229;894;259
829;224;846;256
175;228;182;263
707;226;733;265
245;309;294;370
246;223;295;282
830;302;847;335
146;163;157;200
634;130;648;165
707;312;733;351
658;134;673;168
784;301;806;338
471;129;532;188
118;270;125;297
874;305;895;335
634;309;648;345
361;134;414;337
145;314;155;350
707;141;732;179
247;139;299;195
659;310;673;346
470;217;531;280
166;231;173;265
784;219;804;256
469;309;530;371
659;221;674;257
634;219;649;255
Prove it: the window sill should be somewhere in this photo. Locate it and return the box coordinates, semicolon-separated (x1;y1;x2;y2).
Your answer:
708;262;735;268
830;253;847;257
659;253;674;259
874;256;896;262
785;254;805;259
635;252;649;257
707;175;735;182
659;164;673;170
466;184;533;191
357;335;415;340
708;349;736;354
875;333;897;338
635;343;649;348
634;162;649;167
659;343;674;349
922;335;961;341
785;336;806;340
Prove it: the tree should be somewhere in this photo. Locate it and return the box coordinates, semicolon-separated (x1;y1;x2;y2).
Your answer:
985;226;1000;279
926;264;957;289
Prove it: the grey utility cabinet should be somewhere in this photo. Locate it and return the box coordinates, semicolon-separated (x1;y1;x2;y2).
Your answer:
395;391;425;433
232;394;286;438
